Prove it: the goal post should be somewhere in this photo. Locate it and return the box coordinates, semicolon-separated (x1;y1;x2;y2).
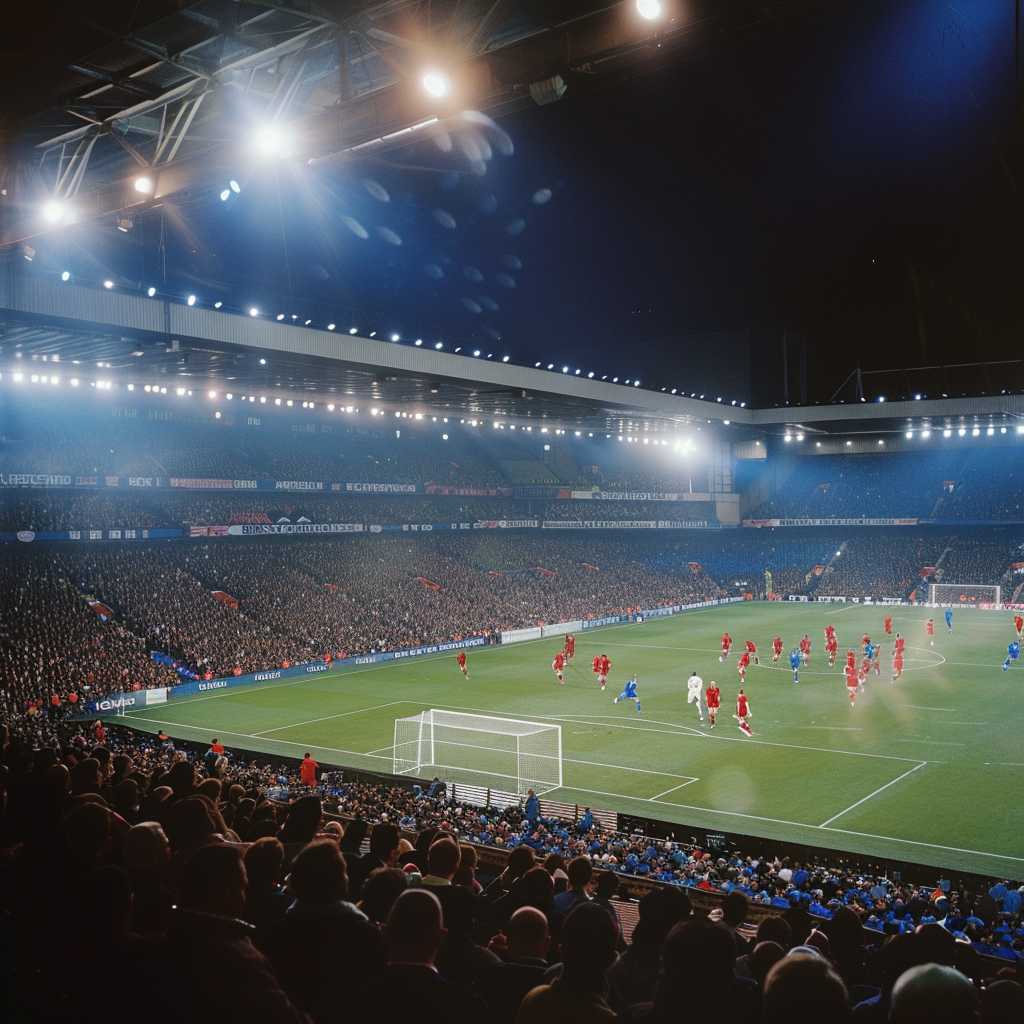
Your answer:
392;709;563;795
929;583;1001;606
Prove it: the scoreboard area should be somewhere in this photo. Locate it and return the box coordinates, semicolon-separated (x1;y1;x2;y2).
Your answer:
113;602;1024;877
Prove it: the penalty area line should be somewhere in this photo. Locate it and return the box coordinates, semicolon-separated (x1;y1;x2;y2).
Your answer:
817;762;927;828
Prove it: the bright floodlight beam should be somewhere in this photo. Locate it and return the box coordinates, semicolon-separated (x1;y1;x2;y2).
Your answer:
421;70;451;99
134;175;154;195
636;0;664;20
41;199;69;225
253;123;293;159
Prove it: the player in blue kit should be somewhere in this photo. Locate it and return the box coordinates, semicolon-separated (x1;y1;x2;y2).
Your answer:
1003;640;1020;671
613;676;641;712
945;608;954;633
789;647;801;683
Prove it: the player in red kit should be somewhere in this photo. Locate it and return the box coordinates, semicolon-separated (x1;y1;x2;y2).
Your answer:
891;649;904;682
826;635;838;667
845;664;859;707
592;653;602;681
598;654;611;690
824;624;836;646
552;651;566;685
734;689;753;736
799;634;811;665
737;651;750;682
720;632;733;662
744;640;759;665
456;650;469;678
884;615;893;636
705;681;721;728
564;633;576;659
926;618;935;646
1015;614;1024;638
859;655;872;689
772;636;783;663
845;649;856;673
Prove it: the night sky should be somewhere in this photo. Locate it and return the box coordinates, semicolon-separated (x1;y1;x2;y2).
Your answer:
5;0;1021;406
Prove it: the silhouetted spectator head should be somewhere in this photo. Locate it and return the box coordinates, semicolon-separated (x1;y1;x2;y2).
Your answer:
915;922;958;966
763;952;849;1024
64;801;114;869
385;888;445;966
506;905;550;960
123;820;170;873
369;821;401;864
566;855;593;891
165;795;218;850
426;837;460;880
662;920;737;990
723;890;750;928
180;843;247;919
506;845;536;880
290;838;349;905
595;870;618;901
69;757;102;795
632;887;691;947
890;964;979;1024
244;836;284;894
519;866;555;911
165;760;195;799
560;902;618;986
980;979;1024;1024
361;867;408;925
279;795;322;845
750;940;786;987
754;914;793;950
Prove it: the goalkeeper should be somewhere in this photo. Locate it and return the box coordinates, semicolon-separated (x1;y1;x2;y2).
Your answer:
613;676;642;713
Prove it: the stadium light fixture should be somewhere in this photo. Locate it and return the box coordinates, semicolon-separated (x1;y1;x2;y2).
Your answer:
349;327;358;335
878;396;886;403
502;354;510;362
220;189;231;202
41;199;71;225
921;430;931;439
971;426;980;437
103;279;114;289
230;180;241;194
146;286;157;297
845;440;853;446
60;270;71;282
877;439;885;445
328;324;336;331
796;432;805;442
905;430;913;439
1001;426;1008;434
421;70;451;99
391;333;400;342
987;426;995;436
259;358;267;366
133;175;154;195
248;307;259;317
636;0;664;19
815;441;822;447
943;428;952;438
253;123;294;159
304;319;312;326
914;393;922;400
187;294;196;306
276;313;286;321
562;365;569;373
213;301;223;309
958;427;966;437
436;342;444;350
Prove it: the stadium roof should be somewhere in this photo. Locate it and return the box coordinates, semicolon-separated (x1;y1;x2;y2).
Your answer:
3;270;1024;438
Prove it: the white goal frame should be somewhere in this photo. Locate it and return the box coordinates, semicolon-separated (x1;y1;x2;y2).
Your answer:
929;583;1001;606
392;709;563;796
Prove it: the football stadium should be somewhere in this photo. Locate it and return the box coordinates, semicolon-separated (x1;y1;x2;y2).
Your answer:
2;1;1023;1020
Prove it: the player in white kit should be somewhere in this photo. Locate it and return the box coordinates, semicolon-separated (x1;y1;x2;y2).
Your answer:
686;670;704;723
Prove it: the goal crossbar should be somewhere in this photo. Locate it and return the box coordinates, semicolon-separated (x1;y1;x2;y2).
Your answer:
392;708;562;796
929;583;1001;606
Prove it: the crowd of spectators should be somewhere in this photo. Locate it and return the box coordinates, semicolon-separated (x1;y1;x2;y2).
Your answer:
1;535;724;687
0;492;722;532
812;535;951;600
1;719;1020;1023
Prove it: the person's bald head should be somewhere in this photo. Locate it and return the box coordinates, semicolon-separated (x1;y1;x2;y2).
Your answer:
890;964;979;1024
385;888;445;965
506;906;550;959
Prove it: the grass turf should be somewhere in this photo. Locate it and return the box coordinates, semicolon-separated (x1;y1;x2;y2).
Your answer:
112;603;1024;877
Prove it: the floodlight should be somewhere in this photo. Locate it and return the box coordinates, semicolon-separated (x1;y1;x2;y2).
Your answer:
350;327;358;335
421;70;451;99
921;430;931;439
905;430;913;439
253;123;293;159
636;0;663;19
134;175;154;195
103;279;114;289
796;433;804;441
60;270;71;282
41;199;69;225
502;354;510;362
435;342;444;350
220;189;231;202
248;307;259;317
230;180;241;194
214;301;223;309
328;323;336;331
972;427;980;437
943;428;951;438
147;286;157;297
987;426;995;436
187;294;196;306
391;333;400;342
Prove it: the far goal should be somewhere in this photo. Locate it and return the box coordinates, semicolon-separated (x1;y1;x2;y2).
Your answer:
392;709;563;796
929;583;1001;606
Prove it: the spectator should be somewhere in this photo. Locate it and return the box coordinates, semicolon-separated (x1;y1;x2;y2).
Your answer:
348;821;401;900
480;907;552;1024
889;963;980;1024
553;855;593;917
264;838;385;1019
516;903;619;1024
762;951;850;1024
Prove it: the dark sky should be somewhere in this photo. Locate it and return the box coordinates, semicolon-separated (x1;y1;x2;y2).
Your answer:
7;0;1022;406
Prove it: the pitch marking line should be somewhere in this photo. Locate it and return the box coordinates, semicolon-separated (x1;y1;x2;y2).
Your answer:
899;705;955;712
431;703;931;764
817;762;927;828
252;701;406;736
984;762;1024;767
649;779;699;801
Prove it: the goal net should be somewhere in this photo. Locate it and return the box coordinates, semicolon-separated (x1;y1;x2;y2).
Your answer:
392;709;563;795
929;583;1001;606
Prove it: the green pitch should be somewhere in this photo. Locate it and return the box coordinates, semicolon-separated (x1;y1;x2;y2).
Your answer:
113;603;1024;877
